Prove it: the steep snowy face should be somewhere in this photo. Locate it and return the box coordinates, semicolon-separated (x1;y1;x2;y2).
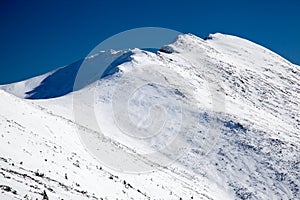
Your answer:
163;34;300;199
0;33;299;200
205;33;300;139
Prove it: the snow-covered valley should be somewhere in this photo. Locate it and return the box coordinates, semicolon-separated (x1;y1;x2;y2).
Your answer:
0;33;299;199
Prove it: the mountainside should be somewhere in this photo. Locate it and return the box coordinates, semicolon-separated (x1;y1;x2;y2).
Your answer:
0;33;299;200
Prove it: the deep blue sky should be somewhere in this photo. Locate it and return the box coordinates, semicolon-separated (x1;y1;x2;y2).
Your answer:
0;0;299;84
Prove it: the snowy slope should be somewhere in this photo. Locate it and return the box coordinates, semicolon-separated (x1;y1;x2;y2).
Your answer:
0;89;230;200
0;33;299;199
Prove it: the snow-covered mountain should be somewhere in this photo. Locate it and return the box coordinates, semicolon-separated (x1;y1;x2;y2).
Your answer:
0;33;299;200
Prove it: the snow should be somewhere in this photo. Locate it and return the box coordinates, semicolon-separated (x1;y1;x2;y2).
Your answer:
0;88;230;199
0;71;55;98
0;33;299;199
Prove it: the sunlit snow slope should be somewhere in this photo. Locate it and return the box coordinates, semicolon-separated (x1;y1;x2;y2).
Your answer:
0;33;299;200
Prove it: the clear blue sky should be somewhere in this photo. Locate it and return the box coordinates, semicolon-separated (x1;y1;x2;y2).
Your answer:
0;0;299;84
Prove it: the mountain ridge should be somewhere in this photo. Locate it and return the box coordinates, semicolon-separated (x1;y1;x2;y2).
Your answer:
1;33;298;99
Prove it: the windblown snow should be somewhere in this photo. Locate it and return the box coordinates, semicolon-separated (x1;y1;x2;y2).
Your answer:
0;33;299;200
